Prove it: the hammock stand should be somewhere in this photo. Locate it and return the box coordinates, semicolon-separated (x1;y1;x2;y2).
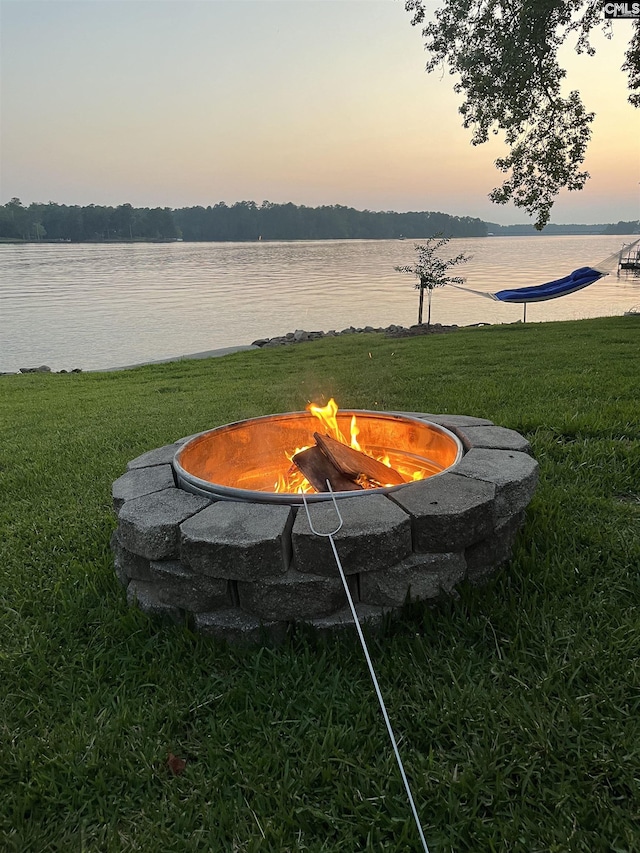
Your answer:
447;239;640;322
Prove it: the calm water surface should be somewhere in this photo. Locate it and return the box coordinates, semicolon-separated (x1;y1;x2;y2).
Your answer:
1;236;638;372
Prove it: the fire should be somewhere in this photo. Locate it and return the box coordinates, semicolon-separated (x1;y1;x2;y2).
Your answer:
273;398;426;494
308;398;361;450
273;443;311;494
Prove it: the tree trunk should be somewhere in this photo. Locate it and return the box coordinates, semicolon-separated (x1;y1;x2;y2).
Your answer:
418;284;425;325
427;288;432;327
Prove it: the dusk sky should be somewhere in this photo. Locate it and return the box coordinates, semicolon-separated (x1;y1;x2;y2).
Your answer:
1;0;639;225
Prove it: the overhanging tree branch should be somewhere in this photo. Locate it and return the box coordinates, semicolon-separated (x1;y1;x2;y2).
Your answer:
404;1;638;229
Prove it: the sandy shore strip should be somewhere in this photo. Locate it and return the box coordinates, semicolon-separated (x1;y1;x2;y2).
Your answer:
95;344;260;372
103;323;465;371
7;323;466;374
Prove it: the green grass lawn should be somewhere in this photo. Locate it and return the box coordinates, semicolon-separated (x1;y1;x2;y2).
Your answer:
1;317;639;852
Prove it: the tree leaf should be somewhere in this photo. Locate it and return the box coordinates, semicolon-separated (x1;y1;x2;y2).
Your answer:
167;752;187;776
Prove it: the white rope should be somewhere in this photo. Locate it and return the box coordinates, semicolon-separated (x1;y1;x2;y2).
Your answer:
302;485;430;853
444;239;640;300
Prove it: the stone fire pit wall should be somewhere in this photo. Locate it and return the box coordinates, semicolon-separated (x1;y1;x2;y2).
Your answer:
111;414;538;644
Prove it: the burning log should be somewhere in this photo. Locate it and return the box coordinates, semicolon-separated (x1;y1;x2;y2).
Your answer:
291;446;363;493
292;432;405;492
313;433;405;486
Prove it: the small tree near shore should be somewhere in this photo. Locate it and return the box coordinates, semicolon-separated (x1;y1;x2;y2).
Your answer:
395;236;470;327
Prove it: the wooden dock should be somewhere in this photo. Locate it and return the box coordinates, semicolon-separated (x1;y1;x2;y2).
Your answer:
618;243;640;275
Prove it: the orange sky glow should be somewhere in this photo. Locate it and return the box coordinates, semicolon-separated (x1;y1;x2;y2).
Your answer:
1;0;638;225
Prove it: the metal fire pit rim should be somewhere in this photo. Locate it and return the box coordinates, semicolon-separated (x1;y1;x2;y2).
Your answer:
173;409;464;506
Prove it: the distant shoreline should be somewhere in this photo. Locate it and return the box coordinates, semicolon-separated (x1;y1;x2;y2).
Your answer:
5;313;640;377
12;316;640;376
4;323;461;375
1;229;637;246
2;197;637;245
5;315;639;376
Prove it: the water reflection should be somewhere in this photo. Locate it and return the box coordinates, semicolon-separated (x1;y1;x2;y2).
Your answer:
0;237;637;372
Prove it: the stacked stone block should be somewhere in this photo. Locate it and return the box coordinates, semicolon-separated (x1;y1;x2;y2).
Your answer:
111;414;538;643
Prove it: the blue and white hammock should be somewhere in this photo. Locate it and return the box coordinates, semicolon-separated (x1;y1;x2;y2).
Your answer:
448;239;639;313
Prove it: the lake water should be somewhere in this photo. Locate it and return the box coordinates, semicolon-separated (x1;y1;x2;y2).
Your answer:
1;236;638;372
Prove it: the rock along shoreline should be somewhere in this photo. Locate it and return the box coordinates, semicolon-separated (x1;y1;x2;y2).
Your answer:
5;321;472;375
250;321;460;348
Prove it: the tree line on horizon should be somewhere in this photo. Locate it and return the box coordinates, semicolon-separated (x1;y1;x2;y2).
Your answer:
0;198;636;243
0;198;488;242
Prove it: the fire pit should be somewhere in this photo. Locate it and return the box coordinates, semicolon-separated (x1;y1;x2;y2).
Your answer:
111;409;538;643
173;405;463;504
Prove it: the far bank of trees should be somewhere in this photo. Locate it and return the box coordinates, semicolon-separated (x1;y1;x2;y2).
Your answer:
174;201;486;241
487;220;640;237
0;198;488;243
0;199;178;243
3;198;635;243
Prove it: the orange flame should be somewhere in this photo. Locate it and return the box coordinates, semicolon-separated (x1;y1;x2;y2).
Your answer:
307;399;345;443
274;398;427;494
307;399;364;453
